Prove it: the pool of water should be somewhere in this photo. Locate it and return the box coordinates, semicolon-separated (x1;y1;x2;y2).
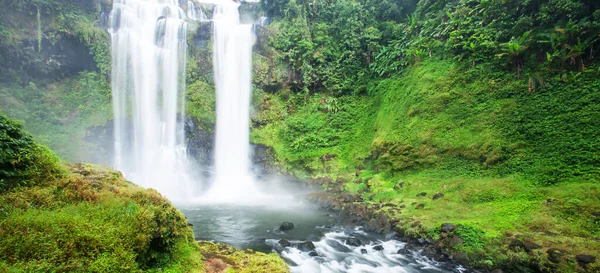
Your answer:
181;200;464;273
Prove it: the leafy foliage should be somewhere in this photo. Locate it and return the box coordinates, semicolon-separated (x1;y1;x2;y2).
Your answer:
0;111;63;192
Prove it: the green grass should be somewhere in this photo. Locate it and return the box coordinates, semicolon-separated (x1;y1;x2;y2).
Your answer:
359;169;600;271
252;60;600;271
0;164;203;272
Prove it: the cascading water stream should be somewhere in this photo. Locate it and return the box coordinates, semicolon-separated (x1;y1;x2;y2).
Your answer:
109;0;196;201
205;0;261;202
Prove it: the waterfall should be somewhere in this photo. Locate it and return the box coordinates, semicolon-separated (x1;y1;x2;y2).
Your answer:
187;0;208;21
109;0;195;201
207;0;259;201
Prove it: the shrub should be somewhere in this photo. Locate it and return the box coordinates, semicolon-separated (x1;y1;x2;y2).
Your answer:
0;112;63;192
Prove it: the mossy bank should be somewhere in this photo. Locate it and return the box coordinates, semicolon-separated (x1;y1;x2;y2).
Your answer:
0;112;288;272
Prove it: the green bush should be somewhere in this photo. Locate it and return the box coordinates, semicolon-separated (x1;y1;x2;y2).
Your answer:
0;112;63;192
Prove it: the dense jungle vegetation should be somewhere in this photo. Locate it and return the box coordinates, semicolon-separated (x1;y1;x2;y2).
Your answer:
249;0;600;271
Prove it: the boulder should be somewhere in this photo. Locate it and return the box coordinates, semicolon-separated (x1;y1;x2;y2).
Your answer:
449;236;464;248
308;251;319;257
346;238;362;247
295;241;316;252
397;247;410;255
509;239;525;251
360;248;367;254
575;254;595;265
441;223;455;232
280;222;295;231
432;193;444;200
524;241;541;252
453;252;468;264
278;239;291;248
373;245;384;251
546;248;565;263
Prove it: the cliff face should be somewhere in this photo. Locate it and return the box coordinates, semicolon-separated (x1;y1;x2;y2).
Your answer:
0;0;111;83
0;0;113;162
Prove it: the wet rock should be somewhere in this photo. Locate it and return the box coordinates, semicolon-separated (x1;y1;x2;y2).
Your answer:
576;254;595;265
373;245;384;251
327;239;352;252
397;247;410;255
415;203;425;209
360;248;367;254
432;193;444;200
278;239;291;247
385;232;399;240
441;223;455;232
453;252;468;264
439;250;452;261
416;192;427;197
308;251;319;257
346;238;362;247
417;238;427;245
280;222;295;231
547;248;565;263
449;236;463;248
295;241;316;252
509;239;525;251
524;241;541;252
187;222;193;227
186;122;214;165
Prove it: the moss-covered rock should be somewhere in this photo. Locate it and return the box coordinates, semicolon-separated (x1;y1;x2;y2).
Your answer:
0;163;203;272
197;241;289;273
